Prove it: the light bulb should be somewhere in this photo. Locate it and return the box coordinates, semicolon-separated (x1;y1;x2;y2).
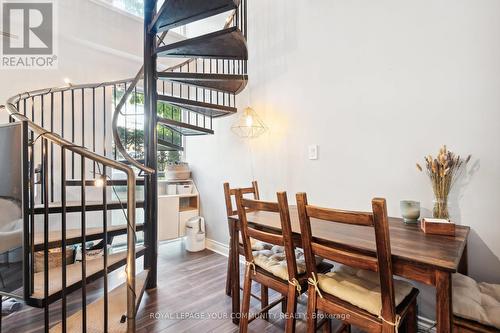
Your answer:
94;178;105;187
245;114;253;127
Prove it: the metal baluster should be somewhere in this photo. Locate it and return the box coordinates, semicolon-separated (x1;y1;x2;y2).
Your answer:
93;88;96;175
41;95;45;128
195;59;198;101
82;88;85;157
61;92;64;139
236;2;239;28
29;128;35;294
81;156;87;332
244;0;247;38
113;85;117;160
102;165;108;333
31;97;35;123
103;87;107;157
39;97;45;205
42;138;49;333
134;87;138;157
50;93;54;202
61;148;67;333
71;90;75;179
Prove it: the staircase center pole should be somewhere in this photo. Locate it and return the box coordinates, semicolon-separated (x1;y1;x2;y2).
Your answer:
144;0;158;289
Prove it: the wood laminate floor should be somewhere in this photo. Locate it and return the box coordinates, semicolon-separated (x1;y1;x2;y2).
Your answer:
2;241;354;333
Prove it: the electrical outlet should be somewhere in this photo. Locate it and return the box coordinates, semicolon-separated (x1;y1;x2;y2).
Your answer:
308;145;318;160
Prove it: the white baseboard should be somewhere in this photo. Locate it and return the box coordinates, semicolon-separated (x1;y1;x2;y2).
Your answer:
205;238;229;257
205;238;437;331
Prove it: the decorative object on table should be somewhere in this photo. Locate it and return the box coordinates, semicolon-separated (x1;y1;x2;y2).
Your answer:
400;200;421;224
231;106;267;138
416;145;471;219
165;162;191;180
420;218;456;236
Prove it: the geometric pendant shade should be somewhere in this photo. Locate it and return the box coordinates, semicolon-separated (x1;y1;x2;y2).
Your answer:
231;107;267;138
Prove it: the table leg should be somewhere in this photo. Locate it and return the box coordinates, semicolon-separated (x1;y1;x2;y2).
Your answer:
226;220;233;296
436;270;453;333
458;244;468;275
230;220;240;325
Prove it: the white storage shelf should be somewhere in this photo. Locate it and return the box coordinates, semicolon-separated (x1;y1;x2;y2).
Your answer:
157;179;200;241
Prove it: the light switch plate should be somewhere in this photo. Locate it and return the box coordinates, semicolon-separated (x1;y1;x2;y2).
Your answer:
308;145;318;160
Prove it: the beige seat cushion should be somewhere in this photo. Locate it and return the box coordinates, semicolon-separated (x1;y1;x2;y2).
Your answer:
453;273;500;329
252;246;322;281
317;265;414;317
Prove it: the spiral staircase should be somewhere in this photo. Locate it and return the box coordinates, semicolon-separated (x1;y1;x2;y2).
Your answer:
0;0;248;332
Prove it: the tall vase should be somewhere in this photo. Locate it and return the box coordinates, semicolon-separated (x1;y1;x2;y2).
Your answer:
433;196;449;219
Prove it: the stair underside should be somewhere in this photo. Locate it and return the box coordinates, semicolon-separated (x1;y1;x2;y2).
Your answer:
156;27;248;60
158;116;214;136
34;200;145;215
151;0;239;33
158;137;184;151
49;269;149;333
158;72;248;94
33;223;145;251
158;95;237;117
29;246;146;307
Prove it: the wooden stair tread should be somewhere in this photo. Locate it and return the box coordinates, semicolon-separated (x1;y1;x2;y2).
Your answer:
151;0;238;33
156;27;248;60
158;72;248;94
34;223;144;250
157;116;214;136
49;270;150;333
33;200;145;214
32;246;146;300
158;95;237;117
157;137;184;152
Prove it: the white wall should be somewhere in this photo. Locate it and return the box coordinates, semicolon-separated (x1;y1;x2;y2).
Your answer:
186;0;500;320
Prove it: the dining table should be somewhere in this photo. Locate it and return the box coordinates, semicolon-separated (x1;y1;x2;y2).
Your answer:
228;206;469;332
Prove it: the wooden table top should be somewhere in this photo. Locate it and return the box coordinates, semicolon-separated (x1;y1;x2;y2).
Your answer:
230;206;470;272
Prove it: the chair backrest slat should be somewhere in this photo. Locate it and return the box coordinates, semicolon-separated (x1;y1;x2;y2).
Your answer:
297;193;397;323
223;181;260;217
241;198;280;212
311;243;379;272
235;190;299;280
247;228;285;246
306;205;374;227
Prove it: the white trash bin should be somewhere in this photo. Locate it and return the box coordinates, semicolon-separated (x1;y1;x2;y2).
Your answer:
185;216;205;252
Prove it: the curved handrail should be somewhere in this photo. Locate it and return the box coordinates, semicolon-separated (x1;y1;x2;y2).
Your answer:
1;94;138;331
111;9;238;173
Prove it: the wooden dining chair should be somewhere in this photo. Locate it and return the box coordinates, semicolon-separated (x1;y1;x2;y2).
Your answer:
235;190;310;333
452;273;500;332
224;181;260;296
224;181;271;313
296;193;419;333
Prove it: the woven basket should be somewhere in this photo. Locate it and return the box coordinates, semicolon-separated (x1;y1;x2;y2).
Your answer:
34;248;75;273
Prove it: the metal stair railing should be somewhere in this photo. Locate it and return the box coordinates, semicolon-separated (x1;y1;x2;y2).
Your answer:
1;85;140;332
112;3;247;171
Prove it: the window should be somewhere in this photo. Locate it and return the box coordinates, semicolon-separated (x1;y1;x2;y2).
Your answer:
111;0;144;17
